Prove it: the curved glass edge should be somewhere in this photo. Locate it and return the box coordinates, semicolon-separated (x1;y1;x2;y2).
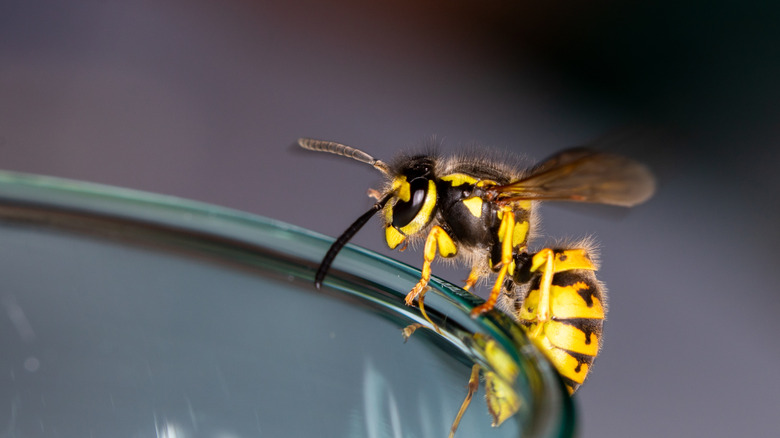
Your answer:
0;170;575;437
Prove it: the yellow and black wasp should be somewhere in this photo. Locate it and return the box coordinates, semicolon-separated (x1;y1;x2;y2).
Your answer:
298;137;654;424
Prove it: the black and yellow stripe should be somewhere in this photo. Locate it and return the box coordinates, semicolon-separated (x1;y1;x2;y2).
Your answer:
513;248;605;393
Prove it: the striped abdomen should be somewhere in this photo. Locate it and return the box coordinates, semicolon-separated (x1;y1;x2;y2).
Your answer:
513;250;606;393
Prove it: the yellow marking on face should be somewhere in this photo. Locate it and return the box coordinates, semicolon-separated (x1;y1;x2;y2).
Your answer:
383;177;411;234
391;176;410;202
385;226;406;249
441;173;477;186
545;320;600;356
462;196;483;218
398;179;437;235
512;220;529;247
383;198;393;223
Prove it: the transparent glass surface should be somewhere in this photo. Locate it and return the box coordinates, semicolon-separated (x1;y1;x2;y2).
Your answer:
0;171;574;438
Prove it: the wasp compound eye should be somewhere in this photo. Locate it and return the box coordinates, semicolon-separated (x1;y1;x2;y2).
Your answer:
392;176;430;228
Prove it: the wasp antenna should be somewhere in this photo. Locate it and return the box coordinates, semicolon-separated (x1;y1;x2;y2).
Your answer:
298;138;391;175
314;193;393;289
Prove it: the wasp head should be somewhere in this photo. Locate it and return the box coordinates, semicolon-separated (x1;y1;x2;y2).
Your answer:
384;156;438;249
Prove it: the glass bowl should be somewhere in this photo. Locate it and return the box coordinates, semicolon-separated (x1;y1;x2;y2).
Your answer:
0;170;574;437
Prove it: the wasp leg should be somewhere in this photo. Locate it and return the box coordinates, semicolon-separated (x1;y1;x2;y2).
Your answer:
400;297;433;339
401;323;424;341
403;229;455;340
525;248;597;335
449;364;481;438
484;370;522;427
401;294;441;343
405;225;457;306
417;290;442;334
528;249;555;337
462;264;481;291
401;280;441;343
471;210;515;317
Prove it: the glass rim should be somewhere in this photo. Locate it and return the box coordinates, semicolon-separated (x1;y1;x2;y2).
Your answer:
0;170;575;437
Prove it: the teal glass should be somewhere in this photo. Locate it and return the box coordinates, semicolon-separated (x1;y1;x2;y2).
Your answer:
0;171;574;437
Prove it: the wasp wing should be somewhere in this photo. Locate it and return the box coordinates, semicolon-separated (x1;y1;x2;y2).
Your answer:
488;148;655;207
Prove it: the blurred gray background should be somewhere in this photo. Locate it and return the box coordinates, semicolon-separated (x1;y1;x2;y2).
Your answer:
1;1;778;437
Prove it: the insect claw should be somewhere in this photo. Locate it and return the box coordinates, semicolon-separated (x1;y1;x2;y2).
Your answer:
470;303;492;318
405;281;427;306
402;323;424;342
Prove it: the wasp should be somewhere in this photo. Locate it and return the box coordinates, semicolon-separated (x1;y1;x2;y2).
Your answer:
298;137;654;420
